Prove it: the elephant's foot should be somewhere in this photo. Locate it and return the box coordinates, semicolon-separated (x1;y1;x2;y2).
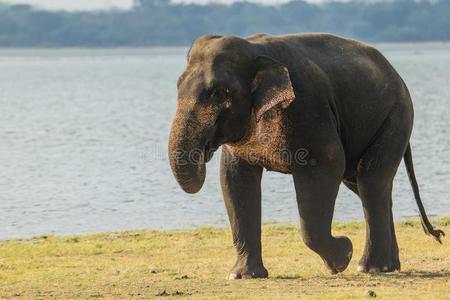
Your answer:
357;247;400;273
226;258;268;280
321;236;353;274
357;258;400;273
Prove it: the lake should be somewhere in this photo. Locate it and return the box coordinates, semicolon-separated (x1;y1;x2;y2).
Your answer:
0;44;449;239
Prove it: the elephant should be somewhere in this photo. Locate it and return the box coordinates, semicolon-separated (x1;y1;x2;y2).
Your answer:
168;33;444;279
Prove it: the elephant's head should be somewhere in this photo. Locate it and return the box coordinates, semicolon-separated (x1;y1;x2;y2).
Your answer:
168;35;295;193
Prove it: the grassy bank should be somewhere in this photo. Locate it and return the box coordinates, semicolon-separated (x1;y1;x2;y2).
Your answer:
0;218;449;299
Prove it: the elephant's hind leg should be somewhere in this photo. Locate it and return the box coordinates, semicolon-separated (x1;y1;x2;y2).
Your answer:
357;177;400;273
220;147;268;279
356;113;410;273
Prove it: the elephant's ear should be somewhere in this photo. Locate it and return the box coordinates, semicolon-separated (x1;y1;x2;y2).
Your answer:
251;56;295;122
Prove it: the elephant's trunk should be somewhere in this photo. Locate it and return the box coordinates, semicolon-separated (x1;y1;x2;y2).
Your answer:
168;108;207;194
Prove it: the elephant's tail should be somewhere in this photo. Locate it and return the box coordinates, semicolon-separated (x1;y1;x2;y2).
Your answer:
404;143;445;243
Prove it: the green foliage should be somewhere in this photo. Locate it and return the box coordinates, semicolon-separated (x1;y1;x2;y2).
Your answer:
0;0;449;47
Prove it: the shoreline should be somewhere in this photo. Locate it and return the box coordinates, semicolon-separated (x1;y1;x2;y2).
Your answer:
1;215;448;242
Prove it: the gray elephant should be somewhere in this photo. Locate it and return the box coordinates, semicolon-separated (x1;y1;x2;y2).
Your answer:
168;33;444;279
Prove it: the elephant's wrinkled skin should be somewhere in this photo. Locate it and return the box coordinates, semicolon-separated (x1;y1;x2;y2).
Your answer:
168;33;444;278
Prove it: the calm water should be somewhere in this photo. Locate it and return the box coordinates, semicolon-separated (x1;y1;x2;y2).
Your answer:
0;45;449;239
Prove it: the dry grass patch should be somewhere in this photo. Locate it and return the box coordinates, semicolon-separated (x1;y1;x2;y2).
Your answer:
0;217;449;299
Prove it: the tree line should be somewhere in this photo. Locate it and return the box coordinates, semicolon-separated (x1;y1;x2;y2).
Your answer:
0;0;449;47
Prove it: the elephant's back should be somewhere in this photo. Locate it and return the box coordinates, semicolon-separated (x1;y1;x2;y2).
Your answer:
247;32;376;61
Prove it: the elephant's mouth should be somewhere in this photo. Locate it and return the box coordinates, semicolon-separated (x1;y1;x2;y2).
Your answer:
204;123;223;163
204;140;219;163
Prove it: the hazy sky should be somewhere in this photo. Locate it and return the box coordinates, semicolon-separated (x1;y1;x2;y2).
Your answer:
0;0;339;10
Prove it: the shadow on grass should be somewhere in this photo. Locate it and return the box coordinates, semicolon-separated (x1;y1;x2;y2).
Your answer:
272;270;450;281
273;275;303;280
370;270;450;279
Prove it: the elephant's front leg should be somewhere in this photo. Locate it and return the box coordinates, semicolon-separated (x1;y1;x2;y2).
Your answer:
220;147;268;279
292;148;353;274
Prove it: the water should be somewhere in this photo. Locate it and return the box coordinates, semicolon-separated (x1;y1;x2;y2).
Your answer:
0;44;449;239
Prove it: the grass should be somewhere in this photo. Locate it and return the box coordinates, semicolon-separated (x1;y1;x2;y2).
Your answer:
0;217;449;299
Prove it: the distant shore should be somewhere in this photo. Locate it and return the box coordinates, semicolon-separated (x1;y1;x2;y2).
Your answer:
0;217;448;299
0;41;449;51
